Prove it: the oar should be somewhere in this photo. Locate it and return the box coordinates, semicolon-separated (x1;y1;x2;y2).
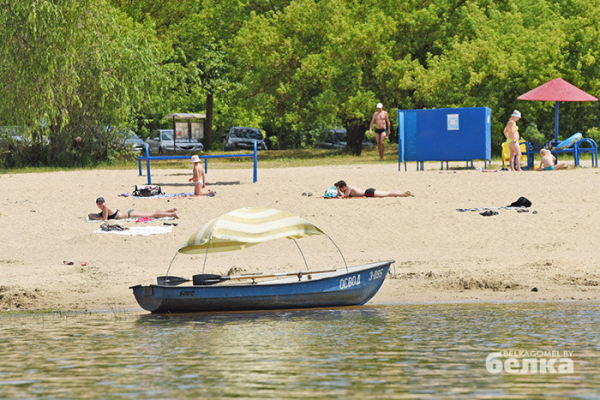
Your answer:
157;276;190;286
192;268;339;286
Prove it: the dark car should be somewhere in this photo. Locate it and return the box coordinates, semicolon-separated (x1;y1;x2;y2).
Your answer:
223;127;268;151
315;129;373;149
0;126;49;150
120;130;146;153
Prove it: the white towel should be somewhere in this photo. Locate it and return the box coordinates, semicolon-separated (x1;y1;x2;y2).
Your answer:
94;225;174;236
86;216;175;223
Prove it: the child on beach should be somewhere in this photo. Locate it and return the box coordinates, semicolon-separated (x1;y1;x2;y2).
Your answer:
188;155;215;196
538;149;566;171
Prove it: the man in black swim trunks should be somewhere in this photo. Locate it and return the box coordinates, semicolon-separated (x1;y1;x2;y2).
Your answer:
369;103;392;161
334;180;413;198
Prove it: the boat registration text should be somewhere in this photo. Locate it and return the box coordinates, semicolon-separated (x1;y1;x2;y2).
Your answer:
339;274;360;290
339;268;384;290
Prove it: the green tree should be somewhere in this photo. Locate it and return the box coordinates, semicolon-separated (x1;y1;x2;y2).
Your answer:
0;0;163;166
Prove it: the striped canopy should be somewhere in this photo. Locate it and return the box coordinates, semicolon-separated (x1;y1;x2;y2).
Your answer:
179;207;325;254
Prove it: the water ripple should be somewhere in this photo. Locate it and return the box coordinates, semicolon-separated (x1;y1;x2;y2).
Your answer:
0;302;598;398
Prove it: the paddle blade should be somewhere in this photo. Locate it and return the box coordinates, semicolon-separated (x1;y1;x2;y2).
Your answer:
157;276;190;286
192;274;228;286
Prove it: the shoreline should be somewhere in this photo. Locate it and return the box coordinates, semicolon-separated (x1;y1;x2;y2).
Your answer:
2;299;599;318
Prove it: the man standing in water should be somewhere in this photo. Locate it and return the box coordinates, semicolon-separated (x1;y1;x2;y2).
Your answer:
369;103;392;161
504;110;522;171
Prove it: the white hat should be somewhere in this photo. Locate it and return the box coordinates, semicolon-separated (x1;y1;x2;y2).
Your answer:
511;110;522;118
190;155;200;163
376;103;383;109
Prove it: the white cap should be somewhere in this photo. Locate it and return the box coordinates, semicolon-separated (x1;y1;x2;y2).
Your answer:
511;110;521;118
190;155;200;163
376;103;383;109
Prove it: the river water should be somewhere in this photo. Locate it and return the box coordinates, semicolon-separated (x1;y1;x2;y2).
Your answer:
0;302;598;399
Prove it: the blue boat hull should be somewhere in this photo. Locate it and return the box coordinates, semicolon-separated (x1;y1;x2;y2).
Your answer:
131;261;393;313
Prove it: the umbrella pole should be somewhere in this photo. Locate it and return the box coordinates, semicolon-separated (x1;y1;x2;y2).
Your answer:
292;238;310;271
164;252;180;278
202;236;213;274
555;101;559;143
325;234;349;272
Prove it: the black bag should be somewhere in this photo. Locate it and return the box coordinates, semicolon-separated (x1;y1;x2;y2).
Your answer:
133;184;162;197
508;196;532;208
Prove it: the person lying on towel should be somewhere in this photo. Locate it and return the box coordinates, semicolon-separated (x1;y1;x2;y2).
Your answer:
88;197;179;220
334;180;414;198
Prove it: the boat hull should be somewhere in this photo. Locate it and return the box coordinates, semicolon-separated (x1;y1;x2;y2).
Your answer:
131;261;393;313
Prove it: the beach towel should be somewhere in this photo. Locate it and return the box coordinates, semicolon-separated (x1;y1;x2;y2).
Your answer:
132;192;215;199
457;197;533;212
456;206;523;212
86;216;175;223
94;225;174;236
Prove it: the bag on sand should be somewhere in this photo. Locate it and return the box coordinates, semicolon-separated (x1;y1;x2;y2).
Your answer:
324;186;338;198
133;184;163;197
508;196;532;208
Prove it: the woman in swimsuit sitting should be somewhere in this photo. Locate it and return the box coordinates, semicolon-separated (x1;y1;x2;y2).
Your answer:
88;197;179;220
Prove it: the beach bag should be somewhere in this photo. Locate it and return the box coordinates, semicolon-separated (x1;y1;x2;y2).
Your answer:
508;196;532;208
324;186;338;198
133;184;162;197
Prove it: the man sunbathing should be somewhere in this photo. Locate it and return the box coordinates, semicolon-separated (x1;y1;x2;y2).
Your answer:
334;180;414;198
88;197;179;220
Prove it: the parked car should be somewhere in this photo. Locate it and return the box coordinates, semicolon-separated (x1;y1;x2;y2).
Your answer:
0;126;49;150
122;131;146;153
145;129;204;154
222;127;268;151
315;129;373;149
111;129;146;153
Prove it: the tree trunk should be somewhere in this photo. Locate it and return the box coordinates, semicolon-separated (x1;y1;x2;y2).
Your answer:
204;91;214;150
345;119;368;156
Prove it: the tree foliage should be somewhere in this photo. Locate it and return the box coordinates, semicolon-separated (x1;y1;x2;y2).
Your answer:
0;0;163;167
2;0;600;165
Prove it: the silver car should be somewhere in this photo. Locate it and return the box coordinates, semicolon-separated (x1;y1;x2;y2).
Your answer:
145;129;204;154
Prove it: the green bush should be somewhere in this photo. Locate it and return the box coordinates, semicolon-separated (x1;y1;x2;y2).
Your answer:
523;123;547;145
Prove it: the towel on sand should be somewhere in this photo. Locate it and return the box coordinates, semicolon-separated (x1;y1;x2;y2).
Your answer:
94;225;173;236
85;216;175;223
132;192;206;199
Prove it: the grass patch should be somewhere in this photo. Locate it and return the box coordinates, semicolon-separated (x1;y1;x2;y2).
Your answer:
1;144;589;173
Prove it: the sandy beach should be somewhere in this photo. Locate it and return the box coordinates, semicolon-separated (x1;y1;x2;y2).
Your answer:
1;161;599;312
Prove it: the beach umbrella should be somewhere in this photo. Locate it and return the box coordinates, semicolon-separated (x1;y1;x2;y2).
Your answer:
179;207;325;254
517;78;598;143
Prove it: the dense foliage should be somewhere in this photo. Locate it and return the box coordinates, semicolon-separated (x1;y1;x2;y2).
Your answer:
1;0;600;166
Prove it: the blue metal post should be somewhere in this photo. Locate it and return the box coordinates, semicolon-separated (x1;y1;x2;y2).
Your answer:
145;144;152;185
398;111;404;171
253;141;257;183
205;158;208;173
